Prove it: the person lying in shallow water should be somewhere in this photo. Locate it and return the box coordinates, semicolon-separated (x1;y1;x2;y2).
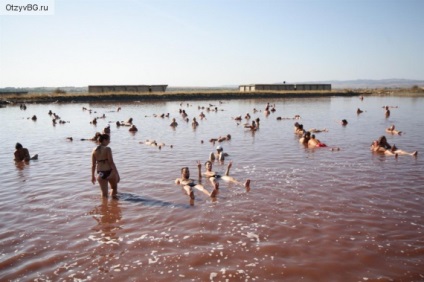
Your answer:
386;124;402;135
370;140;417;157
308;134;327;148
175;165;218;199
199;160;250;192
81;132;101;141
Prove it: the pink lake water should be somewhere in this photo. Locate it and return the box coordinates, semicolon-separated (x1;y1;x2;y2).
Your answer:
0;95;423;281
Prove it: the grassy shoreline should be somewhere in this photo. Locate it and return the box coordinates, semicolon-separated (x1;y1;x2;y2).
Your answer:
1;89;423;104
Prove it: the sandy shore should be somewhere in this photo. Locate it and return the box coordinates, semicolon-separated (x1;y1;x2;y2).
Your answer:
0;88;423;104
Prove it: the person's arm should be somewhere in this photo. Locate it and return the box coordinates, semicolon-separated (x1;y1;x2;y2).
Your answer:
23;148;31;161
91;150;97;184
175;178;181;185
14;151;20;161
218;152;225;161
225;161;232;176
106;147;120;182
197;161;202;179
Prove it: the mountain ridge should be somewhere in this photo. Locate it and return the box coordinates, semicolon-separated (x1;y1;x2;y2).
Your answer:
1;79;423;93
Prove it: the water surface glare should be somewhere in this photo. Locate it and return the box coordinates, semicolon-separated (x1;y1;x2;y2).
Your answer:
0;96;423;281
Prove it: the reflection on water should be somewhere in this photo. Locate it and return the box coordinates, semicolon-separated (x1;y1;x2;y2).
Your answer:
0;96;423;281
89;198;123;244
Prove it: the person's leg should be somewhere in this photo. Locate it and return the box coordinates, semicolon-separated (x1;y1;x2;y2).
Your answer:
394;149;418;156
109;179;118;198
208;177;219;189
384;150;396;156
183;185;194;199
221;176;250;192
194;184;217;197
97;176;109;197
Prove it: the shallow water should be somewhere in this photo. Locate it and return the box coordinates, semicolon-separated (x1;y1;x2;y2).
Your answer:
0;96;423;281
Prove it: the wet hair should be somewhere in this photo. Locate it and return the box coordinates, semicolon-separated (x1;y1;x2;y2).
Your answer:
98;133;110;143
378;136;387;143
181;167;189;173
15;142;23;149
205;160;212;166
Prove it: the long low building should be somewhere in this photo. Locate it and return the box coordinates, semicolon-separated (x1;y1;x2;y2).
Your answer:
239;84;331;92
88;85;168;93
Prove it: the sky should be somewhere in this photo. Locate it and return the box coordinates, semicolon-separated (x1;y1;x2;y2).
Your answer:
0;0;423;87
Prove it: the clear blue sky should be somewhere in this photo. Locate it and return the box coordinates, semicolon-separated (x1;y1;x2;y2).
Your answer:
0;0;423;87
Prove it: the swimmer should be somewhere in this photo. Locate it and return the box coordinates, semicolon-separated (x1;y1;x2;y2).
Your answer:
91;134;120;198
199;160;250;192
308;128;328;133
386;124;402;135
277;115;301;120
218;134;231;142
210;134;231;143
371;139;417;157
81;132;101;142
385;106;390;117
340;119;348;126
129;124;138;132
175;166;217;199
103;125;111;134
308;134;327;148
357;108;364;114
192;117;199;128
14;143;38;162
244;120;258;131
294;123;304;135
210;145;229;162
299;131;311;145
170;118;178;127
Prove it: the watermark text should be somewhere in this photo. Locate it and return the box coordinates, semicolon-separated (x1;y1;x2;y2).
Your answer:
0;0;54;15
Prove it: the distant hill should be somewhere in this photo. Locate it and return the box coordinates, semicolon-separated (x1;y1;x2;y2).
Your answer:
1;79;423;93
0;86;88;94
289;79;424;89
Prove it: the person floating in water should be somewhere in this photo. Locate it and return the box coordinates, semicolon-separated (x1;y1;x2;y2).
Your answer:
14;143;38;162
81;132;101;141
209;145;229;162
175;165;218;199
386;124;402;135
308;134;327;148
370;137;417;157
91;134;120;198
199;160;250;192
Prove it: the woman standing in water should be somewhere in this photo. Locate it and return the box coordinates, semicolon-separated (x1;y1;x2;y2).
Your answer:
91;134;120;198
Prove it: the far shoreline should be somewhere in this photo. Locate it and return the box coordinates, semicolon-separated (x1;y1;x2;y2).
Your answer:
1;88;423;104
